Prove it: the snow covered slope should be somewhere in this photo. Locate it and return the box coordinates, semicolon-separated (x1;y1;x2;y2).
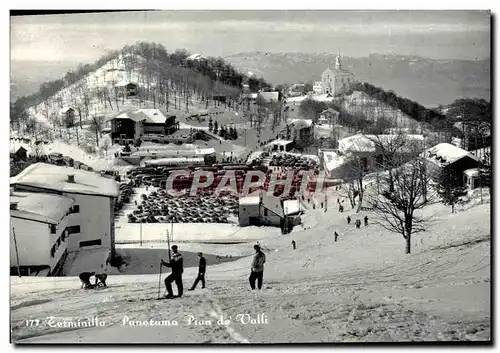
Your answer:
11;197;490;343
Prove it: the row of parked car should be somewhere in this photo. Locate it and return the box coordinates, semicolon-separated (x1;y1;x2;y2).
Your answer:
45;152;94;171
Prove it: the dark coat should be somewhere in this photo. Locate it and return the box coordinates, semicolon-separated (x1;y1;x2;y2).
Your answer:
162;253;184;275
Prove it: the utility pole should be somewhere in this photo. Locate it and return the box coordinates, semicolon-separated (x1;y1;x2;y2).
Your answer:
12;227;21;278
140;220;143;247
283;205;288;235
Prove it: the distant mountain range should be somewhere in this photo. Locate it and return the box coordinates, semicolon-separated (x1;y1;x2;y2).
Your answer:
10;60;80;100
11;52;491;108
224;52;491;107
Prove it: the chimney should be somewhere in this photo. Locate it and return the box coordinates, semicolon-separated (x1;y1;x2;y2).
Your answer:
10;201;18;210
67;174;75;183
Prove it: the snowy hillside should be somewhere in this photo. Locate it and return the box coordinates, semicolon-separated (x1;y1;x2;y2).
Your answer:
11;193;490;343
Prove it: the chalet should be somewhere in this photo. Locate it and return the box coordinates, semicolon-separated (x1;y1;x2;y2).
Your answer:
109;109;179;145
60;107;75;127
319;108;340;126
115;81;138;97
10;145;28;161
212;94;227;104
241;93;258;105
266;139;294;153
288;119;313;146
238;194;301;231
313;81;323;94
338;133;425;172
10;163;120;258
421;143;480;186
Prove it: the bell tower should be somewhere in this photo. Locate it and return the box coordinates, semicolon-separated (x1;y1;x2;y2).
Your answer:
335;49;342;70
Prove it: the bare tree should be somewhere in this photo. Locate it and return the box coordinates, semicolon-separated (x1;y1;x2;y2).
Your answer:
365;157;430;254
90;115;105;146
101;138;110;156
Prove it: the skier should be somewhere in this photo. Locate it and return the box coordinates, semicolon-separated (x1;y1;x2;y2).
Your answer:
161;245;184;299
334;231;339;242
188;252;206;291
347;215;351;224
364;216;369;226
79;272;95;289
355;219;361;229
291;240;296;250
249;244;266;291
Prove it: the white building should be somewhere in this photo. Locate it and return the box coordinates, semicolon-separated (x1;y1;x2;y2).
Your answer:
321;52;356;96
10;190;74;276
313;81;323;95
10;163;120;256
266;139;294;153
238;194;301;228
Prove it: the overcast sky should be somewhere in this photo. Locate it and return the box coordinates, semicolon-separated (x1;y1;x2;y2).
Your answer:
10;10;491;63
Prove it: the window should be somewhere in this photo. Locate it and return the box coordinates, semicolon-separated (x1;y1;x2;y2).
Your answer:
70;205;80;214
56;237;61;247
61;231;67;242
79;239;102;247
68;225;81;234
50;246;55;258
50;225;56;234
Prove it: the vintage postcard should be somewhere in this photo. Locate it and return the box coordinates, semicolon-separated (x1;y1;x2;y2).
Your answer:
9;9;491;344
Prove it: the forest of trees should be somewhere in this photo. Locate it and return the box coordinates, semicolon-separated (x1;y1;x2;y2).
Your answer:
10;41;272;136
349;82;464;136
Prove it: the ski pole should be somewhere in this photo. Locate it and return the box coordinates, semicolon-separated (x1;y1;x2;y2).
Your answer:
157;262;162;299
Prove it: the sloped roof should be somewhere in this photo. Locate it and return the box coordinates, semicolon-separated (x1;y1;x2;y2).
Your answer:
112;109;167;124
10;191;74;224
268;139;294;147
10;141;31;154
11;163;119;198
60;107;74;114
289;119;313;128
115;80;138;87
322;67;354;76
187;53;207;61
321;108;339;115
239;196;260;206
422;143;479;166
323;151;348;172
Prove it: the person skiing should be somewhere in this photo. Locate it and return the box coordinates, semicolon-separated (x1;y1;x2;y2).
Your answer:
292;240;296;250
249;245;266;290
334;231;339;242
355;219;361;229
347;215;351;224
79;272;95;289
161;245;184;299
364;216;369;226
188;252;206;291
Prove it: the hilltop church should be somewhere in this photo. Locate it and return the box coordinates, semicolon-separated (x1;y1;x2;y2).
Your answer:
321;52;356;96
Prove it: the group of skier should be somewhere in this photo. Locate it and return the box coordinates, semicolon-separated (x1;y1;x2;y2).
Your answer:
158;243;266;299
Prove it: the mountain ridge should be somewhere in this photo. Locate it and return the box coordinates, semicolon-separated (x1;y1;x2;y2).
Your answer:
224;52;491;107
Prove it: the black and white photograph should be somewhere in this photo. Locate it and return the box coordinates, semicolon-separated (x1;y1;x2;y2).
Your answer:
8;8;492;344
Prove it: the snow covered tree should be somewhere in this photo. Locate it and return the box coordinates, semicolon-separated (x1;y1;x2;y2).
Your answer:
435;168;468;213
366;157;430;254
